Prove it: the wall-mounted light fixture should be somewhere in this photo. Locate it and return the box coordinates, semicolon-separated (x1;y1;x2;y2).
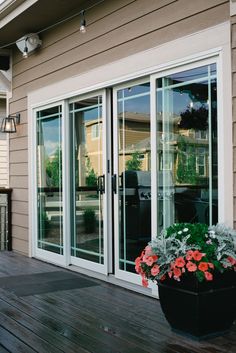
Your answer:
1;113;20;133
16;33;42;58
80;10;86;33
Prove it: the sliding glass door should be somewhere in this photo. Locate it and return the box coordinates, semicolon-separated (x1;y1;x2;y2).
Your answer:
113;81;151;282
34;61;218;286
36;106;63;257
153;63;218;233
69;93;108;273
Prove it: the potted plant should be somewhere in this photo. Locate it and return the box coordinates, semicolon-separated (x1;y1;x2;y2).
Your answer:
135;223;236;339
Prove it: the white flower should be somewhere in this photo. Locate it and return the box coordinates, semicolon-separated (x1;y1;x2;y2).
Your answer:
178;231;182;235
209;230;216;238
183;228;189;232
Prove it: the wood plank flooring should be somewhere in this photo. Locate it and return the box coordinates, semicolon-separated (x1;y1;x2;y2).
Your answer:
0;252;235;353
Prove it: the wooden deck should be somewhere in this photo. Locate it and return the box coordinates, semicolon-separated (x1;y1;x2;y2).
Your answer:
0;252;235;353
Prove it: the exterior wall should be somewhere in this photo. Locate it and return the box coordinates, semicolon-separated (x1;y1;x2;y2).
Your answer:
0;98;8;188
9;0;229;254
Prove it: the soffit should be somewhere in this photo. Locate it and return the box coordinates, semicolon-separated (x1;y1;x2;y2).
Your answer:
0;0;95;48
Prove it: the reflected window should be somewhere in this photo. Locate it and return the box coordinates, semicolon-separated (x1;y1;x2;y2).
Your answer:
157;63;218;230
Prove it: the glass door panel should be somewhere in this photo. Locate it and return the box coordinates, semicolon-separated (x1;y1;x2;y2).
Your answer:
70;95;105;268
36;106;63;254
115;82;151;276
156;64;218;232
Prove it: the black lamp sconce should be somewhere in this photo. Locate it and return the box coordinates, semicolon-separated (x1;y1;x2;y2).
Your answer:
1;113;21;133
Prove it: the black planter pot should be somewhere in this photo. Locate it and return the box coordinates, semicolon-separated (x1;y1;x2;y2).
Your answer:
158;272;236;340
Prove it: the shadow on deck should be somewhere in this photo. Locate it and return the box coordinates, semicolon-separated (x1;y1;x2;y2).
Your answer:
0;252;235;353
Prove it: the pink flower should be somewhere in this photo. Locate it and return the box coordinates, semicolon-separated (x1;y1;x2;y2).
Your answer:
186;250;194;261
168;271;173;278
135;264;142;274
174;257;186;268
144;246;153;256
173;267;182;278
205;271;213;281
192;250;204;261
198;262;209;272
142;277;149;287
151;264;160;276
186;261;197;272
135;256;141;266
143;256;154;266
208;262;214;269
227;256;236;266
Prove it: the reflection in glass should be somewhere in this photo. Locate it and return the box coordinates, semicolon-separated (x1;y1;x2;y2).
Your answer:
117;83;151;273
37;106;63;254
70;96;104;264
157;64;218;232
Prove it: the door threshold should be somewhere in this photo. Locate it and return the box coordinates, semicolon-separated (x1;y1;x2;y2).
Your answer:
68;264;158;298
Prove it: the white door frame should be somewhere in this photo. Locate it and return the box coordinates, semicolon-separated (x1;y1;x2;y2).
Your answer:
69;89;109;275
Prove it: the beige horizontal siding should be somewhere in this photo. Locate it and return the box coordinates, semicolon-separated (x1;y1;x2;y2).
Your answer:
12;237;28;255
10;137;28;151
9;0;229;255
10;150;28;163
10;176;28;189
12;213;28;228
12;201;28;215
0;138;7;187
11;188;28;202
10;163;28;176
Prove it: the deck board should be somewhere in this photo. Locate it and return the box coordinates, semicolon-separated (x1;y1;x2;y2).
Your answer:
0;252;235;353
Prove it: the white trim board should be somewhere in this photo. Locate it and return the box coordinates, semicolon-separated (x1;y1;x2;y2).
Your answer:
28;22;230;108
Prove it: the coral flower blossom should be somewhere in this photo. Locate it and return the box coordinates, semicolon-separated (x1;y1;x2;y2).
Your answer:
227;256;236;266
174;257;186;268
151;264;160;276
152;255;158;262
142;277;149;287
208;262;214;269
186;250;194;261
192;250;204;261
186;261;197;272
145;246;153;256
198;262;209;272
144;256;154;266
135;256;141;266
205;271;213;281
173;267;182;278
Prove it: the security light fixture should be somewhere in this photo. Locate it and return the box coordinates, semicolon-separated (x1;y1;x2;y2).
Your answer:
1;113;20;133
16;33;42;58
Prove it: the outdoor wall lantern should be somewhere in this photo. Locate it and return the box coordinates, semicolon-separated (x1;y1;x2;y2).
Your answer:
1;114;20;133
16;33;42;59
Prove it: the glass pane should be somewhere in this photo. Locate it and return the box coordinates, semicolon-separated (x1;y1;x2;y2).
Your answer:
37;106;63;254
117;82;151;273
70;96;104;264
156;64;218;232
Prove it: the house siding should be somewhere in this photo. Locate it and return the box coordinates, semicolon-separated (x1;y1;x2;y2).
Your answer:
9;0;229;254
232;14;236;228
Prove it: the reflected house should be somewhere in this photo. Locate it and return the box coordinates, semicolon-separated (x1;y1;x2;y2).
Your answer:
118;111;151;172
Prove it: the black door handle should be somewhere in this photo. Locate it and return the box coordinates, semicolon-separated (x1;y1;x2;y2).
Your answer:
97;175;105;194
112;174;117;194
